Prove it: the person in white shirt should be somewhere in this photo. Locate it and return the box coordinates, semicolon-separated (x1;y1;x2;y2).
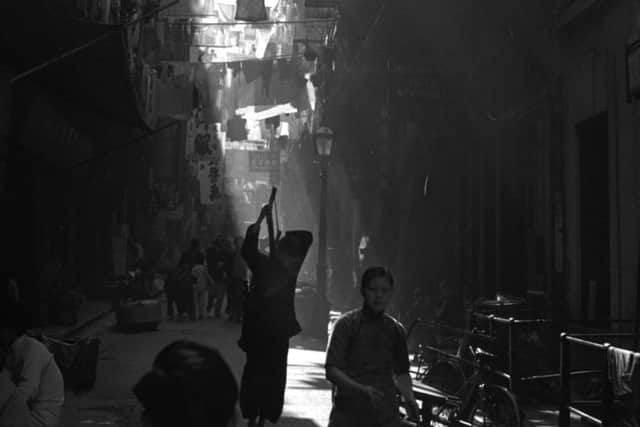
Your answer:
191;264;213;320
0;305;64;427
0;371;30;427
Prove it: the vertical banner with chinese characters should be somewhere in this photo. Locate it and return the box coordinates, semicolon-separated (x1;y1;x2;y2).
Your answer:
185;117;218;161
185;116;224;204
197;159;223;205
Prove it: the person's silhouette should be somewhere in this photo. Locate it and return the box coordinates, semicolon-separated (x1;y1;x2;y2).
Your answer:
238;202;312;426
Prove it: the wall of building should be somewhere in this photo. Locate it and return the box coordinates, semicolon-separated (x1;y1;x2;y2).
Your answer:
558;0;640;325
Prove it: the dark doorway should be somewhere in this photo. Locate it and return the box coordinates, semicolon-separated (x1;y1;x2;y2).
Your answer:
576;111;610;326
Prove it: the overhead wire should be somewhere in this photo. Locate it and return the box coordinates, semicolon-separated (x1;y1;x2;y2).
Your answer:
160;17;338;25
10;0;180;84
68;119;180;170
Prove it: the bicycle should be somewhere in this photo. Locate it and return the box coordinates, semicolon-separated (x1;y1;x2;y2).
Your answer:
411;344;522;426
407;320;479;384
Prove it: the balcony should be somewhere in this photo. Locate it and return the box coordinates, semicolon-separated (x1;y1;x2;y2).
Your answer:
0;0;160;130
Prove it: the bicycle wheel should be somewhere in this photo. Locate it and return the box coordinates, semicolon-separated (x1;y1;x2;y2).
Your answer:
421;360;465;395
611;416;640;427
610;401;640;427
467;384;521;427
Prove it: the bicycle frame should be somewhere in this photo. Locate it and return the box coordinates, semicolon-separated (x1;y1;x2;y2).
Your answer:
425;355;513;426
406;319;519;426
407;319;496;381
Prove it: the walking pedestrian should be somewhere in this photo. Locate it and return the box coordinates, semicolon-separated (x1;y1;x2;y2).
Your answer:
325;267;420;427
238;203;312;427
177;264;196;320
205;236;231;318
229;236;249;323
191;264;213;320
165;265;181;320
177;239;204;320
133;340;239;427
222;236;235;318
159;245;181;320
180;238;204;268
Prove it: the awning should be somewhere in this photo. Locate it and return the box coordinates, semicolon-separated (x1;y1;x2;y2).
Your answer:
0;0;151;130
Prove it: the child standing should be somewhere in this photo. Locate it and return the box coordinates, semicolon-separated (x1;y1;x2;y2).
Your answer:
192;264;213;320
176;264;195;320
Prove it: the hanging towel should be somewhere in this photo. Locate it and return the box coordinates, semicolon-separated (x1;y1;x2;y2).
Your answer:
235;0;267;21
217;1;236;22
608;346;640;397
243;60;262;83
261;60;274;96
227;116;248;141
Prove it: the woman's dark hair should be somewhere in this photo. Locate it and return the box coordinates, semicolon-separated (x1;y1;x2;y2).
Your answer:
360;266;394;294
133;340;238;427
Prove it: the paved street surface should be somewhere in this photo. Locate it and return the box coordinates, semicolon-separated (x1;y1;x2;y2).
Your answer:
59;313;332;427
56;309;561;427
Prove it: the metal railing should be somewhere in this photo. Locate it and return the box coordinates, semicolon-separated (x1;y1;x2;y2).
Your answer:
470;312;553;393
407;318;495;343
406;318;515;426
406;319;509;387
559;332;640;427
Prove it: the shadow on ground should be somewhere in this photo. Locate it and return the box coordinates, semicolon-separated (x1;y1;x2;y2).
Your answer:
291;337;328;352
276;415;322;426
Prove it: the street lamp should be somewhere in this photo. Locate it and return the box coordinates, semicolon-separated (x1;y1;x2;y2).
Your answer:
309;126;334;340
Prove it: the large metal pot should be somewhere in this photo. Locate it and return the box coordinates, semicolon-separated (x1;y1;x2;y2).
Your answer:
472;294;527;318
116;299;162;332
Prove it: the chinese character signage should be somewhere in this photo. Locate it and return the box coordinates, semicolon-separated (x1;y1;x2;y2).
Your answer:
186;115;224;204
185;117;220;161
248;150;281;172
197;159;223;205
391;64;441;102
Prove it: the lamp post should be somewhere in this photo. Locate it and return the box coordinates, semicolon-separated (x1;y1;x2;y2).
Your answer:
309;126;334;340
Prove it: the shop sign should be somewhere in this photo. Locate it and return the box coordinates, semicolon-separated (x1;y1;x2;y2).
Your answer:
186;113;224;205
185;117;221;162
391;64;441;102
197;159;223;205
248;150;280;173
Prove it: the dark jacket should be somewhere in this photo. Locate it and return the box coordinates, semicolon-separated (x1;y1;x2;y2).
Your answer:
205;246;233;282
239;224;312;349
179;248;204;268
